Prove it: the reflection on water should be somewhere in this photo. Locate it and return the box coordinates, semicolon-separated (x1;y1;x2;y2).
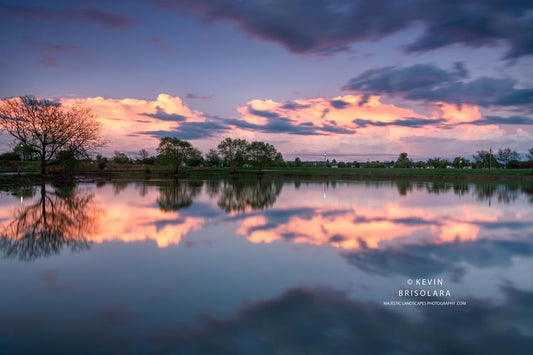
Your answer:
157;180;203;211
0;179;532;353
217;179;283;212
0;184;100;261
150;285;533;354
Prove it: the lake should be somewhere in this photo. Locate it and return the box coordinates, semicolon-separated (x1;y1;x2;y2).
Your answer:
1;179;532;354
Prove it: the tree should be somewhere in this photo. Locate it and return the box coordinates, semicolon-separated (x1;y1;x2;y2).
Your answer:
274;152;285;167
156;137;198;174
186;147;204;166
472;150;497;169
294;157;302;167
527;148;533;161
13;142;38;160
136;149;149;163
217;137;249;172
496;148;520;165
394;152;413;168
205;149;221;167
452;157;470;169
0;96;105;175
112;151;130;164
247;141;278;173
56;149;79;173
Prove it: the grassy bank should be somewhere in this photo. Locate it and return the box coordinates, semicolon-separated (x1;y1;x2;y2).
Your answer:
1;165;532;187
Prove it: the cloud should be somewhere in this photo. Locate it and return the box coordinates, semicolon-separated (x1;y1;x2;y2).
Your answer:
353;117;447;128
330;99;350;109
59;93;209;153
155;0;533;59
0;4;137;30
279;101;310;110
468;116;533;126
143;120;228;140
141;107;187;121
343;63;533;108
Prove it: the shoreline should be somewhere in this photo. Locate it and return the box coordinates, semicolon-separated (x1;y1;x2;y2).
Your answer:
1;167;532;187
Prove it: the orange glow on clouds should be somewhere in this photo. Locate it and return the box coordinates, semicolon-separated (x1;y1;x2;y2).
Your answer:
1;92;531;158
60;93;206;154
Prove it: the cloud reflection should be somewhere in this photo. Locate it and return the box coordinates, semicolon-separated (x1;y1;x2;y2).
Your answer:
148;286;533;354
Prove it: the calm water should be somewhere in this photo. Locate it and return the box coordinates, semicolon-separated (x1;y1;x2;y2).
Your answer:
1;179;532;354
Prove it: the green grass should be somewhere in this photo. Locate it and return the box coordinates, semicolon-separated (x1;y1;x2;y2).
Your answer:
1;161;532;184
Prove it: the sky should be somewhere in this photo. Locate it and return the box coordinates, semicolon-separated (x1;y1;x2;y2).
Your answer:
0;0;532;161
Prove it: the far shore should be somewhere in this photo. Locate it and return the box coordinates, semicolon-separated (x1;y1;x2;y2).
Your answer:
1;166;532;187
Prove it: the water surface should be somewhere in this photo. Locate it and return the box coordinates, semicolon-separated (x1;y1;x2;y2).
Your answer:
1;179;532;354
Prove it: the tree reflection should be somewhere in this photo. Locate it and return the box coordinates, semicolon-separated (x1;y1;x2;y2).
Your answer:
217;179;283;213
0;184;101;261
157;180;203;211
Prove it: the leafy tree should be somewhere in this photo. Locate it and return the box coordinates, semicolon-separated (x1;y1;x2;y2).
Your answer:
186;147;204;166
217;137;249;172
156;137;198;174
13;142;38;160
0;96;105;175
205;149;221;167
294;157;302;167
247;141;278;173
394;152;413;168
0;151;21;160
112;151;130;164
496;148;520;165
362;161;386;168
506;160;521;169
274;152;285;167
472;150;497;169
56;149;79;173
452;157;470;169
414;161;426;168
527;148;533;161
136;149;151;164
338;161;346;168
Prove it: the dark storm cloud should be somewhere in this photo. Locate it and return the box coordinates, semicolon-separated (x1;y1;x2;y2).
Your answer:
353;117;447;128
148;286;533;354
155;0;533;59
0;4;137;29
343;63;533;107
142;107;187;121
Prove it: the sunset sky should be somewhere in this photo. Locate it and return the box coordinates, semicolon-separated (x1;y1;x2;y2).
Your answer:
1;0;532;160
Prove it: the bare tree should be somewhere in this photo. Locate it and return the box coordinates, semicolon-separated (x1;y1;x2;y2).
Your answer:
0;95;105;175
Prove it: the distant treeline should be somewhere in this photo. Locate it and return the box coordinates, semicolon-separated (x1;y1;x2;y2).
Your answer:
1;138;533;172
